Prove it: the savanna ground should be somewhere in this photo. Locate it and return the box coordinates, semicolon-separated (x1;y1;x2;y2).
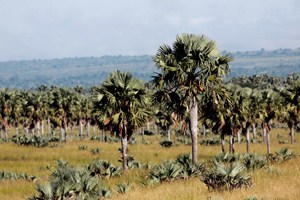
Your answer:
0;127;299;200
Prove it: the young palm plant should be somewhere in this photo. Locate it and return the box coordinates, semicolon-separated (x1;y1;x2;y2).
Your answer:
202;160;252;191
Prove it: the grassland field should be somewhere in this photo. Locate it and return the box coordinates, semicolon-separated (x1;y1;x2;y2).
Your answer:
0;127;299;200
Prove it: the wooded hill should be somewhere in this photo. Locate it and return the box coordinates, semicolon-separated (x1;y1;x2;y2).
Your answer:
1;48;300;89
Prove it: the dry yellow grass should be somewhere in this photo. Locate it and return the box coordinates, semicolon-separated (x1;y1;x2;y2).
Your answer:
0;128;299;199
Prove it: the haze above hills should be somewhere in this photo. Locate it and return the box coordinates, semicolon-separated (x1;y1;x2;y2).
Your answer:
1;48;300;89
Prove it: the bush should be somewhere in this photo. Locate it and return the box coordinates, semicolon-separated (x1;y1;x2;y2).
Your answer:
144;130;155;136
127;156;142;169
148;161;182;183
0;171;37;182
147;155;204;185
12;134;59;147
28;160;111;200
268;147;295;163
87;160;122;179
160;140;173;148
116;182;131;194
200;138;220;146
201;161;252;191
175;153;205;178
176;136;192;145
242;154;266;171
78;145;88;150
213;152;241;163
90;147;101;155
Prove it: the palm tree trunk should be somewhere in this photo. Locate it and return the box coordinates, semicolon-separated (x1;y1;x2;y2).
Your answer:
36;120;40;136
237;130;241;143
15;127;19;137
79;120;83;140
221;134;225;153
63;119;68;143
246;127;250;153
92;125;96;136
86;120;91;138
189;97;198;163
229;134;234;153
102;129;105;142
202;124;206;138
47;117;51;136
60;127;64;141
252;123;256;142
4;125;8;142
263;126;267;143
147;121;150;131
266;130;271;155
290;126;295;144
141;127;145;142
167;127;171;141
121;137;128;170
41;120;44;135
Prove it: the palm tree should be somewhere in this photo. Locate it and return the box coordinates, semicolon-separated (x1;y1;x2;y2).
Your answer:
0;88;12;141
9;89;24;137
201;84;233;153
280;82;300;144
48;87;79;142
153;34;232;162
262;89;282;155
93;71;149;170
248;89;265;141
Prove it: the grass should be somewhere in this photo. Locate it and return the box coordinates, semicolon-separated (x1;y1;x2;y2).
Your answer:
0;128;299;199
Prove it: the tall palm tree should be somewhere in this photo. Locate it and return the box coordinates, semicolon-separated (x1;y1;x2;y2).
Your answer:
93;71;149;170
9;89;24;137
248;89;265;141
262;89;282;155
153;34;232;162
48;87;79;142
0;88;12;141
201;84;233;153
280;82;300;144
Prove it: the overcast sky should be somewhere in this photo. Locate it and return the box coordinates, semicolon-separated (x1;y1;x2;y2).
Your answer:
0;0;299;61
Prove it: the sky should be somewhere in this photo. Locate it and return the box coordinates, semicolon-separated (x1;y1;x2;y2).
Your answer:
0;0;299;61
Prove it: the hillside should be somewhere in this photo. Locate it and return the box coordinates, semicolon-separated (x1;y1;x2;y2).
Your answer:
0;48;300;89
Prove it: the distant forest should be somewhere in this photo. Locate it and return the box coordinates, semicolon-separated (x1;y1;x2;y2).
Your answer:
0;48;300;89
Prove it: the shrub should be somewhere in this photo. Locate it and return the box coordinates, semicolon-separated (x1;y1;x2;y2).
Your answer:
28;160;110;200
0;171;37;182
160;140;173;148
201;161;252;191
12;134;59;147
175;153;205;178
242;154;266;171
78;145;88;150
116;182;131;194
268;147;295;163
90;147;101;155
127;156;142;169
144;130;155;136
90;135;102;141
148;161;182;183
200;138;220;146
213;152;241;163
176;136;192;145
87;160;122;179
